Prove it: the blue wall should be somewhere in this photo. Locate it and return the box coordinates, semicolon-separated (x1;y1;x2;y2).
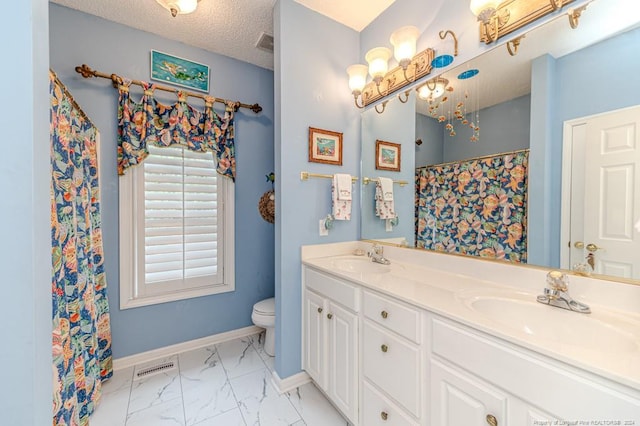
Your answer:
415;112;443;166
0;0;50;422
416;94;531;166
49;4;275;358
361;93;416;244
274;0;361;378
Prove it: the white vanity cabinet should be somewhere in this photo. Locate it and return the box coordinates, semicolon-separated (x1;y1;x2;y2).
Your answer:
429;314;640;425
303;268;359;424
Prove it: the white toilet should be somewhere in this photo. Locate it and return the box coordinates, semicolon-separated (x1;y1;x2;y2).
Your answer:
251;297;275;356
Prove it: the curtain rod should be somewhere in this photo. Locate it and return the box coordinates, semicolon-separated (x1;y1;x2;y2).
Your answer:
416;148;530;170
74;64;263;114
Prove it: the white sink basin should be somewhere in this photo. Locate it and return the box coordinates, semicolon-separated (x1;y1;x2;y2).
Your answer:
459;290;640;353
329;256;392;274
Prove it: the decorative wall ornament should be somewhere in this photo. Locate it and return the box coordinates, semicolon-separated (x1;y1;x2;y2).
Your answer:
151;50;210;93
375;140;402;172
308;127;343;165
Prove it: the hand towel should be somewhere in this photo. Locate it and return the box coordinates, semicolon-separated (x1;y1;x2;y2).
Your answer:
332;174;352;220
379;177;394;202
335;173;352;201
375;180;396;220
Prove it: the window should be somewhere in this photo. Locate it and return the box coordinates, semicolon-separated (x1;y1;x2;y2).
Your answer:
119;144;234;309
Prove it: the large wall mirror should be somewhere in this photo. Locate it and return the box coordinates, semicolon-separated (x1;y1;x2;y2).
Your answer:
360;0;640;284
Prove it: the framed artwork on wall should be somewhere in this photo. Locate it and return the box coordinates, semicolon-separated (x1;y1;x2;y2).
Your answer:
150;50;210;93
375;140;401;171
308;127;343;165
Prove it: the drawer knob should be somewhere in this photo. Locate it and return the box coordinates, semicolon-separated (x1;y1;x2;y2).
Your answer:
381;310;388;319
317;307;323;314
327;313;333;319
486;414;498;426
380;411;388;421
381;344;388;353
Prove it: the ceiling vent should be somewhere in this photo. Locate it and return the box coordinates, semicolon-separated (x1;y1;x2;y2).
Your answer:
256;32;274;52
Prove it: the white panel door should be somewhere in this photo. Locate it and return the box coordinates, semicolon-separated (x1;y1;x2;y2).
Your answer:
303;290;326;388
430;359;507;426
570;107;640;278
327;301;358;424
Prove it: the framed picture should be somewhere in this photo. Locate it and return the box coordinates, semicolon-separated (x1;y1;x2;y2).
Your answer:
150;50;210;93
308;127;343;165
375;140;401;171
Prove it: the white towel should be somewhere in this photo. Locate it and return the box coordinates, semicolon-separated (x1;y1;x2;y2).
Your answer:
335;173;352;201
332;175;352;221
375;181;395;220
379;177;394;202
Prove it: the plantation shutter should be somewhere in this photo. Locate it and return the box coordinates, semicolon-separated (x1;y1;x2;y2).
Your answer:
143;144;221;288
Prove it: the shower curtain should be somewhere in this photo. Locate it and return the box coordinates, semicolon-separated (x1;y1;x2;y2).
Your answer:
50;71;113;426
416;150;529;262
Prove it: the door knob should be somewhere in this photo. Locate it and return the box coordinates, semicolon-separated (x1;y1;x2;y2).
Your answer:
381;344;388;353
327;313;333;319
381;310;389;319
585;243;602;253
380;411;388;421
486;414;498;426
317;307;323;314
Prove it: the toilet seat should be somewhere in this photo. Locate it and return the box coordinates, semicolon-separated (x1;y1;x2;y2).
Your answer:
253;297;275;316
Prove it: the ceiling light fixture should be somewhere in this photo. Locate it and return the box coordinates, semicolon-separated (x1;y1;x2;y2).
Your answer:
156;0;200;17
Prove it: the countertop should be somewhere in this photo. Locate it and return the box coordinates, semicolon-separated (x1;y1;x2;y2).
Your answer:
302;246;640;393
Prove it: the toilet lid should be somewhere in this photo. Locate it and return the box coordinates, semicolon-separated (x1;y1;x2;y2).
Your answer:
253;297;275;316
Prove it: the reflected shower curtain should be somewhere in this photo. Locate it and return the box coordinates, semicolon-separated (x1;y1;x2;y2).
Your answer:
416;150;529;262
50;71;113;426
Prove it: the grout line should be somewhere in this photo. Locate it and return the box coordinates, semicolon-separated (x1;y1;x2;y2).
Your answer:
216;339;248;426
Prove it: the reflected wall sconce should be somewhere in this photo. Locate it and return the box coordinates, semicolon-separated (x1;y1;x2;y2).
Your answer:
156;0;200;17
347;26;434;109
471;0;576;44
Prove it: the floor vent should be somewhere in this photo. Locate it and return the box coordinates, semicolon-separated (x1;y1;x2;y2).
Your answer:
134;358;177;381
256;32;274;52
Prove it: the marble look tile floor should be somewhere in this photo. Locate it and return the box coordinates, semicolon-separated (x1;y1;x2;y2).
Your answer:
90;333;348;426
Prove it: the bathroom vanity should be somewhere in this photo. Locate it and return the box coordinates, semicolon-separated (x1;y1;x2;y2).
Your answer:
301;242;640;426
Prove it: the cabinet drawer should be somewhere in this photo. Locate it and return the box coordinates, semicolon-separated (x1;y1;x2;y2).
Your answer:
304;268;359;312
363;290;421;343
362;381;419;426
363;321;421;417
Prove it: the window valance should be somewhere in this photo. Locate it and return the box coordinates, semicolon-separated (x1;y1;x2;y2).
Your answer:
117;79;237;181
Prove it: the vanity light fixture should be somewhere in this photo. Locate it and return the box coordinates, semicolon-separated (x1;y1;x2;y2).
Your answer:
471;0;577;44
390;26;421;82
156;0;200;17
470;0;507;43
347;26;434;110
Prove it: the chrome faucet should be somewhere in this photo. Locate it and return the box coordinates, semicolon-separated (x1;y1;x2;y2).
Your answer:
536;271;590;314
368;244;391;265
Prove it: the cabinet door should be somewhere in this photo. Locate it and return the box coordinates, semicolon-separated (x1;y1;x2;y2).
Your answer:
431;359;507;426
304;290;326;388
327;301;358;424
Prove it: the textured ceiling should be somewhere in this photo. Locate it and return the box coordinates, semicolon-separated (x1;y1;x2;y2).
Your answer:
50;0;390;70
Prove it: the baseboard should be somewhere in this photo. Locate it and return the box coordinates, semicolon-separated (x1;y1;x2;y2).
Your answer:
112;325;263;371
271;370;311;394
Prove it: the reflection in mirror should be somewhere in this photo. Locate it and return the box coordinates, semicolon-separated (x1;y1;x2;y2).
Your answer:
360;0;640;283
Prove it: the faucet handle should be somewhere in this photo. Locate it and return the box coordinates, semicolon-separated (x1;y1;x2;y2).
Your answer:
371;243;383;255
546;270;568;291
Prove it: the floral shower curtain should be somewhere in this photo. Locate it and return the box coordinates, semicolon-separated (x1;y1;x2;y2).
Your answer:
50;71;113;426
416;150;529;262
116;79;237;179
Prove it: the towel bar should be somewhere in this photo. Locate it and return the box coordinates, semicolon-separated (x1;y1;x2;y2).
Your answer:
362;177;408;187
300;172;359;183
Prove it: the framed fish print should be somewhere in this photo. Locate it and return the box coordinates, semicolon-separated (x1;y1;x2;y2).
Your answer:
150;50;210;93
375;140;401;172
308;127;343;165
